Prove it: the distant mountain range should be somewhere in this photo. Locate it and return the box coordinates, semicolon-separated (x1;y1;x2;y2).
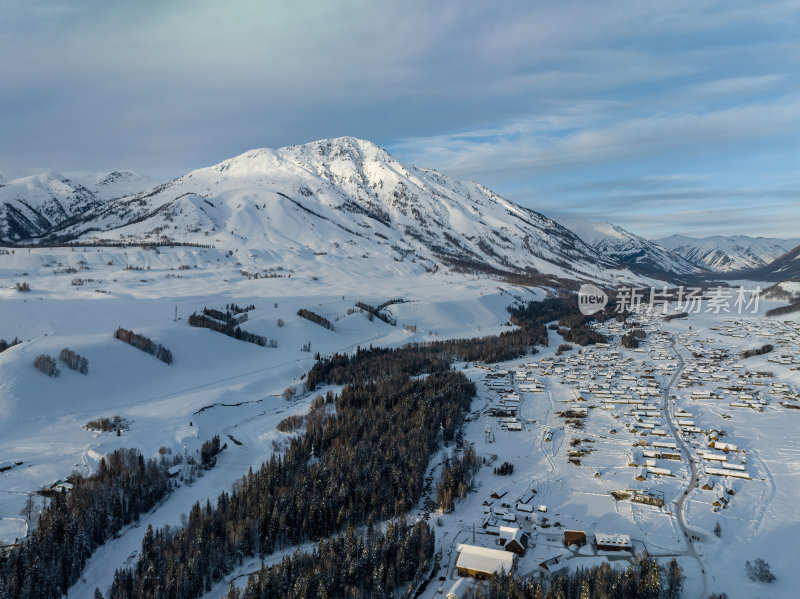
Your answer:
656;234;800;273
560;221;799;280
0;170;156;242
556;219;702;279
1;137;797;285
714;244;800;282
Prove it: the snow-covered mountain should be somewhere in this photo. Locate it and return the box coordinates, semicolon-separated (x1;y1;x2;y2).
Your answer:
38;137;627;282
558;219;702;278
736;245;800;282
66;170;159;201
0;170;156;243
656;234;800;272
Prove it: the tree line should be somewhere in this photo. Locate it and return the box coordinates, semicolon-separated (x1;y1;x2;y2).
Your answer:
85;415;128;433
555;309;609;347
297;308;335;330
201;306;249;327
559;326;607;346
305;346;451;390
33;354;60;377
226;303;256;315
60;347;89;374
766;301;800;317
377;298;406;310
200;434;223;467
107;371;475;599
437;447;480;513
739;344;774;359
663;312;688;322
304;296;602;392
0;336;21;353
461;557;683;599
356;301;397;326
114;327;173;364
188;312;272;347
228;519;434;599
0;449;178;599
621;329;645;349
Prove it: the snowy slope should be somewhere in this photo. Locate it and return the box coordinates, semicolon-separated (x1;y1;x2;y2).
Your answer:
559;218;702;278
0;244;541;536
657;234;800;272
0;170;157;243
64;170;158;202
739;245;800;281
763;279;800;300
42;137;623;282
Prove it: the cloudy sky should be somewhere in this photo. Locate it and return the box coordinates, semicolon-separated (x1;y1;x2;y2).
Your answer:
2;0;799;238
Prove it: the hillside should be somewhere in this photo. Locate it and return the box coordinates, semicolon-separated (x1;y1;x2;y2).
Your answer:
30;138;634;283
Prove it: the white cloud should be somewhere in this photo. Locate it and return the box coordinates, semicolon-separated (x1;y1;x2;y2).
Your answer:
392;97;800;179
689;74;787;97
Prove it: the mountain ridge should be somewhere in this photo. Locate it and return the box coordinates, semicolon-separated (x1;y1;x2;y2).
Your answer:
0;170;156;242
4;137;794;286
656;234;799;272
30;137;634;284
557;218;703;280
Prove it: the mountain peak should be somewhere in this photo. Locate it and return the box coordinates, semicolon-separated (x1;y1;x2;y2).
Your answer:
288;135;386;153
280;136;395;172
11;171;70;187
196;137;393;182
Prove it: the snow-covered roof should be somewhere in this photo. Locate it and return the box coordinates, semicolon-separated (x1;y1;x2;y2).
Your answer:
539;552;568;572
446;578;471;599
456;544;516;575
498;526;523;543
594;533;632;548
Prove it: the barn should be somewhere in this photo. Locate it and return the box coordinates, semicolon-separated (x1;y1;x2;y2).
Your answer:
498;526;528;556
564;530;587;547
456;544;517;579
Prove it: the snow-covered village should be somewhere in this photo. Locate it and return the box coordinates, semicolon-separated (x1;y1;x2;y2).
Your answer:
424;308;800;598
